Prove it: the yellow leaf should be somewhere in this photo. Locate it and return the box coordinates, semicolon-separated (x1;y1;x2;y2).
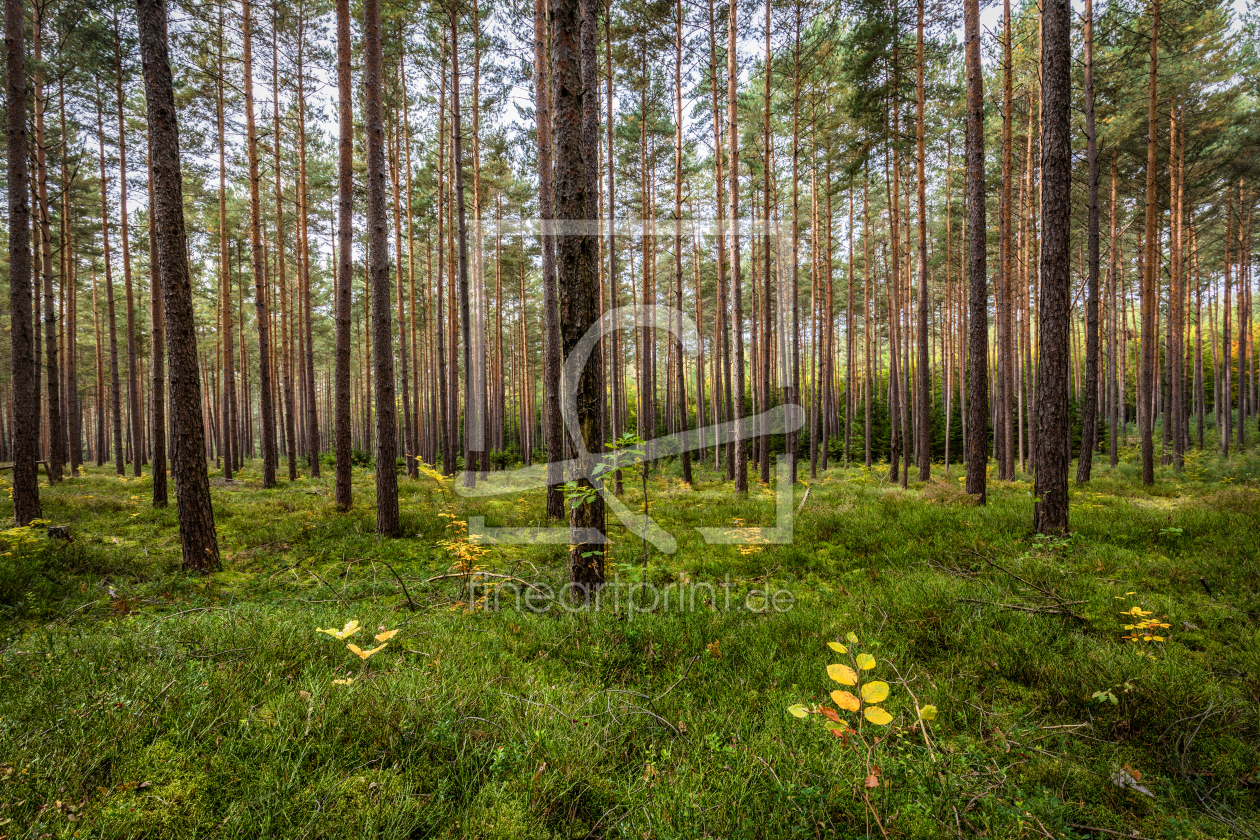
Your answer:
845;631;859;644
831;690;861;711
855;653;877;671
827;663;858;686
864;706;893;725
787;704;810;718
331;678;356;686
316;620;361;640
861;681;890;703
374;629;400;643
827;641;848;654
918;704;938;721
347;642;388;659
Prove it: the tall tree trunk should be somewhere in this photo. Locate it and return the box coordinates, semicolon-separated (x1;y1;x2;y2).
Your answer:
273;10;298;482
451;15;475;487
114;20;141;477
216;14;236;482
915;0;930;481
1139;0;1159;484
963;0;988;504
729;0;747;493
364;0;401;535
553;0;605;591
242;0;278;487
333;0;354;509
535;0;564;516
1033;0;1071;534
6;0;40;523
32;10;61;483
673;0;692;485
1077;0;1100;484
96;94;124;477
997;0;1014;480
136;0;220;570
148;159;167;506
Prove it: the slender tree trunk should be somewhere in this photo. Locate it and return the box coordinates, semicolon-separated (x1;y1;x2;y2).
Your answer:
729;0;747;493
136;0;219;570
1077;0;1100;484
242;0;278;487
273;11;298;482
673;0;692;484
216;14;235;482
333;0;354;509
536;0;564;516
997;0;1014;481
963;0;988;503
364;0;401;535
32;11;62;483
97;95;124;477
114;21;141;477
6;0;40;523
1139;0;1159;484
915;0;930;481
148;159;167;506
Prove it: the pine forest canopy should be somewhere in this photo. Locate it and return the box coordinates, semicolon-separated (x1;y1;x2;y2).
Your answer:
1;0;1258;574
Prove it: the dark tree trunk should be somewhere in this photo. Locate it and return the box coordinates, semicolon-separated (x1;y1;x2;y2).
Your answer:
915;0;930;482
1033;0;1071;535
136;0;219;570
148;159;167;506
242;0;277;488
6;0;41;523
553;0;605;592
333;0;353;509
452;15;475;488
96;95;124;478
963;0;988;504
1077;0;1100;484
364;0;401;536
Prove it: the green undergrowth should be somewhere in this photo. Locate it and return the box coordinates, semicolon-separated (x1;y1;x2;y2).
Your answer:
0;446;1258;838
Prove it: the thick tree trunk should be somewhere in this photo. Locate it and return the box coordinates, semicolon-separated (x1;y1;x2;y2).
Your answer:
6;0;41;523
333;0;354;510
364;0;401;535
136;0;219;570
1033;0;1071;535
553;0;605;591
963;0;988;504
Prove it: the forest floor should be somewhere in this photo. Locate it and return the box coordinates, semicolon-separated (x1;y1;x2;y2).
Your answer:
1;441;1259;839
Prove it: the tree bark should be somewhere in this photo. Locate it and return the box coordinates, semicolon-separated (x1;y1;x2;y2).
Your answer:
333;0;354;509
729;0;747;494
6;0;40;523
364;0;401;535
1033;0;1071;535
553;0;605;591
32;10;62;483
136;0;219;570
148;159;167;507
915;0;930;481
963;0;988;504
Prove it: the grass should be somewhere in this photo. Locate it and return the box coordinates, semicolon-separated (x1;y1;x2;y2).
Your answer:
0;440;1258;839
